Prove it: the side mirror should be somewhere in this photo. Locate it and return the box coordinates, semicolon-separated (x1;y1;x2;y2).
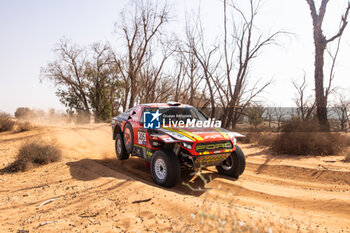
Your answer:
128;115;132;120
132;111;136;115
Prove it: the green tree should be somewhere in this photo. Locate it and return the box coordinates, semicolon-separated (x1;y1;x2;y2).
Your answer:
246;105;265;130
15;107;35;120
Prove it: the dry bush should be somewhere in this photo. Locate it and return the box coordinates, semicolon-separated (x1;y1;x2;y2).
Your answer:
344;153;350;162
237;133;252;144
272;132;345;155
254;133;277;147
0;113;15;132
271;118;346;155
16;121;34;132
280;117;319;132
238;132;277;147
1;139;62;173
344;133;350;147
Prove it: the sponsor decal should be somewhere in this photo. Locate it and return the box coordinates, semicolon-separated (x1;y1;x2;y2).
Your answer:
203;134;221;139
162;128;195;142
214;128;230;139
158;135;176;143
195;142;232;151
146;150;153;156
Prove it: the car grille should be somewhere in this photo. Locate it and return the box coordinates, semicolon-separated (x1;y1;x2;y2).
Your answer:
195;140;233;152
194;153;230;167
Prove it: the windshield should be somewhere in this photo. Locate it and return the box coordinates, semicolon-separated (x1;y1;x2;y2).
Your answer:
150;107;207;123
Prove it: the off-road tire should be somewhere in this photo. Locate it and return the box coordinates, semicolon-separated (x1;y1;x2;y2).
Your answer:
123;123;134;154
115;134;129;160
216;145;245;178
150;149;181;188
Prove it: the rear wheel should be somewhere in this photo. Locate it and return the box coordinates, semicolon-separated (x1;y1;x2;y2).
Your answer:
216;145;245;178
115;134;129;160
150;149;180;188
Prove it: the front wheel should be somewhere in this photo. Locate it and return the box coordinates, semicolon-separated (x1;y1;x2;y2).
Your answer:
216;145;245;178
150;149;180;188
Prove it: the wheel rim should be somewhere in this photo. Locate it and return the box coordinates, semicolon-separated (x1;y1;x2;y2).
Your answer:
154;158;167;180
116;138;122;155
124;128;131;146
221;155;234;170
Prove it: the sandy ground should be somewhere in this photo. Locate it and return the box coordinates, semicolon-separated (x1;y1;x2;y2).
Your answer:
0;124;349;232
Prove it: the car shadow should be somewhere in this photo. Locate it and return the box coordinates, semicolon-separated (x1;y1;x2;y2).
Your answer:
66;157;238;197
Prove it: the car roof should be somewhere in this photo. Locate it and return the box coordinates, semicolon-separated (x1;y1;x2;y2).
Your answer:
140;103;193;108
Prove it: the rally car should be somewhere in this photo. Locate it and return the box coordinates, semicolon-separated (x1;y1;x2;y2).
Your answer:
111;102;245;188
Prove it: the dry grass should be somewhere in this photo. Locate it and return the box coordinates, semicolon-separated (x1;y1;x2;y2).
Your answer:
0;113;15;132
239;118;347;155
239;132;277;147
1;139;62;173
344;153;350;162
270;118;347;155
178;168;275;233
271;132;346;155
177;207;274;233
345;133;350;147
16;121;34;132
280;118;320;132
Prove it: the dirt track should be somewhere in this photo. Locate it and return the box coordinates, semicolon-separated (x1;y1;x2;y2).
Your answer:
0;124;349;232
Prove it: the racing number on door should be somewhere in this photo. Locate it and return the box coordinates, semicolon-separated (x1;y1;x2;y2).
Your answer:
138;130;146;145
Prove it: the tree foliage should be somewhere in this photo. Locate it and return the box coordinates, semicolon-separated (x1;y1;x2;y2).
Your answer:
41;40;123;122
42;0;283;126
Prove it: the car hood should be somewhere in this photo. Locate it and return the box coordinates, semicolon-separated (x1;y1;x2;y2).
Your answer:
158;126;242;142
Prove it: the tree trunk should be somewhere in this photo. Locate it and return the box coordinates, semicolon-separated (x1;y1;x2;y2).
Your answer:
313;30;330;131
128;74;136;109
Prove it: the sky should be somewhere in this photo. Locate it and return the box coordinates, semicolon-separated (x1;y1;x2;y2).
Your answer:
0;0;349;115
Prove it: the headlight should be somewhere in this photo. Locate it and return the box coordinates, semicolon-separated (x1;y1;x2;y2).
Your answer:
151;140;162;147
181;142;193;150
227;132;237;145
233;137;237;145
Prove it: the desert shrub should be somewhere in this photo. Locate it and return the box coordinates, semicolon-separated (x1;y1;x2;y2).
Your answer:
272;132;345;155
17;140;62;165
253;132;277;147
16;121;34;132
0;113;15;132
14;107;35;120
344;154;350;162
271;118;346;155
1;140;62;173
237;133;252;144
281;117;319;132
246;106;265;129
238;132;277;147
345;134;350;147
76;111;90;124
